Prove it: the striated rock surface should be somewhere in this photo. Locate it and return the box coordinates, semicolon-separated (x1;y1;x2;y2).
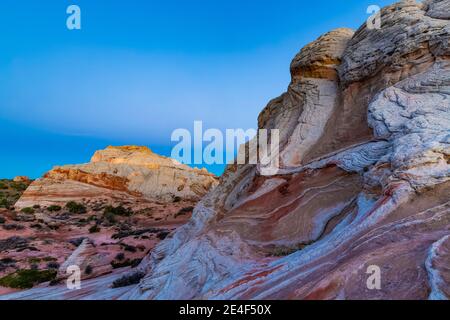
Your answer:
15;146;218;209
118;0;449;300
3;0;450;300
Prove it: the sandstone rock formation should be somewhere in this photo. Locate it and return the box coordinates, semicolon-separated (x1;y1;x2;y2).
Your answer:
15;146;218;209
2;0;449;300
120;0;449;300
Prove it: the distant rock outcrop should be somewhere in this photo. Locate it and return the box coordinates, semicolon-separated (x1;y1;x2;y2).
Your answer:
15;146;218;209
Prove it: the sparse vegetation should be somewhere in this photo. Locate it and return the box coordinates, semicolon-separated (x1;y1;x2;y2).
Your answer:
115;253;125;261
0;179;30;209
47;205;62;212
111;258;142;269
175;206;194;218
47;262;60;269
85;265;93;275
21;207;35;214
268;242;312;257
156;230;170;240
68;237;86;247
104;211;117;224
111;227;162;239
10;182;28;192
88;225;101;233
111;271;145;288
0;269;57;289
2;223;25;231
0;258;16;264
120;243;137;253
104;205;132;217
66;201;87;214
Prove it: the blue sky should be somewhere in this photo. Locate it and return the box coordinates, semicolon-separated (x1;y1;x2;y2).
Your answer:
0;0;397;178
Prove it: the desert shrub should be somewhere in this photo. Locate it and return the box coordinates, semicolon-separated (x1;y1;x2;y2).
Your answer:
28;257;41;264
104;205;132;217
111;258;142;269
0;236;29;251
120;243;137;253
2;223;25;231
115;252;125;261
84;265;93;275
172;196;182;203
270;247;298;257
49;278;62;286
103;211;116;224
0;258;16;264
175;206;194;218
47;205;62;212
156;230;170;240
68;237;86;247
111;227;161;239
111;271;144;288
65;201;87;214
47;262;60;269
0;182;8;190
21;207;35;214
88;225;100;233
43;256;57;262
0;198;10;208
0;269;57;289
10;182;28;192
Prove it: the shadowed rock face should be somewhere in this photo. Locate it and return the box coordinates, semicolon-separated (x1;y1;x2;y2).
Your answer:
3;0;449;300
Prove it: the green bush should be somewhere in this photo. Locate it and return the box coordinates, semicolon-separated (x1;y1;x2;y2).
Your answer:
65;201;87;214
46;262;60;269
0;198;10;209
21;207;35;214
111;258;142;269
88;225;100;233
104;211;116;224
47;205;62;212
0;269;57;289
0;182;8;190
115;253;125;261
10;182;27;192
111;271;145;288
85;265;93;275
175;206;194;218
104;205;132;217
